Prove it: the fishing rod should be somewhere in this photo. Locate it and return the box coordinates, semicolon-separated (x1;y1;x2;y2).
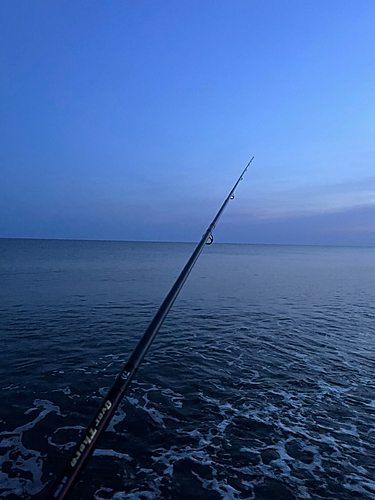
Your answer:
47;157;254;500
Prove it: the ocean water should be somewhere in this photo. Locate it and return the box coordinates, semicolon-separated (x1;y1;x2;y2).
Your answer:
0;239;375;500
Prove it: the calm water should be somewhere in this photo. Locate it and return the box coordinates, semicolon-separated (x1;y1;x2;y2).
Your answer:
1;239;375;500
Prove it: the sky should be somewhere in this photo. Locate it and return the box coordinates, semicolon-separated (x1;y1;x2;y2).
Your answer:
1;0;374;246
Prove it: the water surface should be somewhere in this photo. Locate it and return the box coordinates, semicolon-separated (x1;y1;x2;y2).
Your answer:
1;239;375;499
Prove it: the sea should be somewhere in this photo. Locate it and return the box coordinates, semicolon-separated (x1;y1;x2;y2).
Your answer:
0;239;375;500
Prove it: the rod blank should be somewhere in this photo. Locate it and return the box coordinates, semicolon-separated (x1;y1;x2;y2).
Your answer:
47;157;253;500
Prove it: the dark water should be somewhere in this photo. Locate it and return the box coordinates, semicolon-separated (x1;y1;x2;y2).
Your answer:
1;239;375;500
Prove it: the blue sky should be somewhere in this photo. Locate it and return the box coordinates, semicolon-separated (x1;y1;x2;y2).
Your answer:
1;0;374;245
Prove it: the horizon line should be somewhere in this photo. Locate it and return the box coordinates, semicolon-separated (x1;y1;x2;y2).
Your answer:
0;236;373;249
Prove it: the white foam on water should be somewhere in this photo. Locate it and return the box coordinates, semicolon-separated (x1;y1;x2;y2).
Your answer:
107;406;127;432
151;443;214;477
47;425;85;451
87;374;372;500
151;447;175;475
125;386;180;428
269;389;303;410
336;423;360;437
199;395;240;435
126;396;138;406
0;399;60;497
179;393;328;499
161;388;184;408
139;391;167;428
94;462;166;500
343;474;375;498
317;380;353;400
186;429;201;438
99;386;110;397
2;384;20;391
47;439;77;451
94;487;156;499
93;449;132;461
53;385;71;395
194;474;242;500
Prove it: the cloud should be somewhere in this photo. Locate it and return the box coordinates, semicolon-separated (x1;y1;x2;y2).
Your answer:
233;176;375;222
219;203;375;246
1;170;374;247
